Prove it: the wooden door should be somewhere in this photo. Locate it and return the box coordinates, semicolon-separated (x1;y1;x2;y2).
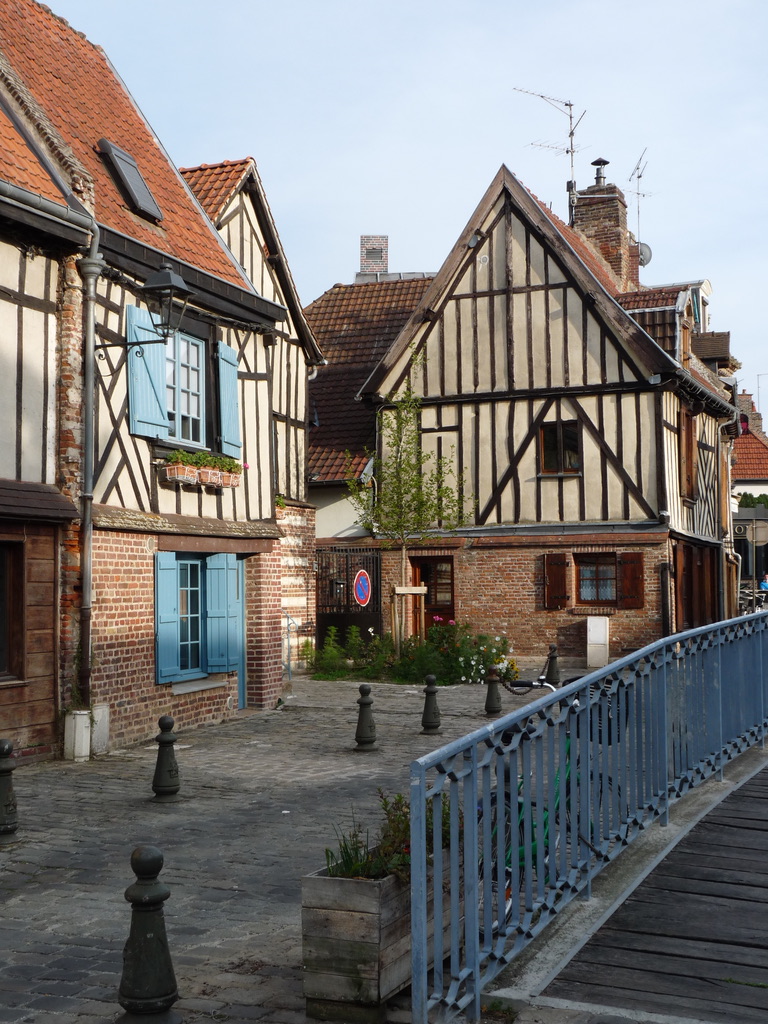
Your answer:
411;557;454;633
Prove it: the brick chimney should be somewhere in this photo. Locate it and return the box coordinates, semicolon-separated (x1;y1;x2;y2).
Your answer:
360;235;388;275
572;159;639;291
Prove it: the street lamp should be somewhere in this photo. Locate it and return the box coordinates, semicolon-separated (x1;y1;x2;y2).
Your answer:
139;262;194;339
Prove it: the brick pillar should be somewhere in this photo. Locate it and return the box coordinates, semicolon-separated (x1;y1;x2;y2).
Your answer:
572;181;634;291
57;254;85;703
245;544;283;708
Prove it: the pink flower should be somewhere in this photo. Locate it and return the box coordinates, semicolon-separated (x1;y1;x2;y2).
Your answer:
243;463;249;470
432;615;442;623
449;620;456;626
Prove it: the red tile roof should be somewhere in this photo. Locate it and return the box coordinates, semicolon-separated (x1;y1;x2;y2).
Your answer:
536;196;621;298
305;278;433;482
733;431;768;482
0;105;66;205
0;1;246;287
616;286;682;311
180;159;252;222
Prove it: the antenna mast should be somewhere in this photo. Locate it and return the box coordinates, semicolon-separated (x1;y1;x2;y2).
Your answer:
514;86;586;225
628;148;649;243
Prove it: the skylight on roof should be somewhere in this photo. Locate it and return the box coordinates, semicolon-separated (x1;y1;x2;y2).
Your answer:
98;138;163;222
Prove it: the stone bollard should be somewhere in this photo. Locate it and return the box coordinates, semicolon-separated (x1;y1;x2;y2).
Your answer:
0;740;18;838
485;669;502;716
152;716;180;801
354;683;376;750
545;643;560;687
421;675;441;734
117;845;180;1022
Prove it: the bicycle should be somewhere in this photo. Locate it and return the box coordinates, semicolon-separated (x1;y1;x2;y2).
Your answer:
478;694;623;937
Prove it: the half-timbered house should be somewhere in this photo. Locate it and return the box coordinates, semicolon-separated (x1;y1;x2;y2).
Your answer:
0;1;306;759
309;165;738;661
180;158;323;671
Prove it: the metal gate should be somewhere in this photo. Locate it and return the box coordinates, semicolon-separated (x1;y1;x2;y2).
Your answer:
316;546;382;645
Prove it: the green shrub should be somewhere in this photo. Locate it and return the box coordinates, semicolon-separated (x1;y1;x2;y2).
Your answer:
313;627;348;679
391;618;517;686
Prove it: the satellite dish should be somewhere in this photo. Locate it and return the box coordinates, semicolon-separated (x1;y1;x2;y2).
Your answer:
638;242;653;267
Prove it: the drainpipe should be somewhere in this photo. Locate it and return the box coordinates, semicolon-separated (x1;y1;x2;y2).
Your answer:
77;233;105;706
0;181;104;703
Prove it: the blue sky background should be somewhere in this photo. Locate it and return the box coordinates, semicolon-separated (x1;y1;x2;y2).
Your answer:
49;0;768;409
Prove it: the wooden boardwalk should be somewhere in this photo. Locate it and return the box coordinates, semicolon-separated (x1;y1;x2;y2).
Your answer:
544;768;768;1022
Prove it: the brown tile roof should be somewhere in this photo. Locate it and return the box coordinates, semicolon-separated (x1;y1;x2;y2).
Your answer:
305;278;432;482
180;160;252;222
616;286;682;311
732;432;768;482
536;197;621;298
0;1;247;287
0;104;66;205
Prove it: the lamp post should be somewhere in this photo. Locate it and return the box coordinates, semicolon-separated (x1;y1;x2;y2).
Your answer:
139;262;194;339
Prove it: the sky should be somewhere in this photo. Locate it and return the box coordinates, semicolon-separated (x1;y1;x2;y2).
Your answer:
49;0;768;408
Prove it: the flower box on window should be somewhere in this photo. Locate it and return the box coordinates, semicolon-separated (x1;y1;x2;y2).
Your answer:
198;467;223;487
159;450;243;489
162;463;198;485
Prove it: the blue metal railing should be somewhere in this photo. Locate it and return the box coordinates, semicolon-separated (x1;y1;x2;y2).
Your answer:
409;612;768;1023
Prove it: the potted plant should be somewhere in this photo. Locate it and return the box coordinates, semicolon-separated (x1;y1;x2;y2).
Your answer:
159;451;242;487
161;450;199;484
301;790;455;1022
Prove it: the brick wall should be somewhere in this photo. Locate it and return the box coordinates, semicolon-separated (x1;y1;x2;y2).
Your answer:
89;530;284;748
277;500;316;671
379;538;669;663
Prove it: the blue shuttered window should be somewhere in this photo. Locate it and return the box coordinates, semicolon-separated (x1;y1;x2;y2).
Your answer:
127;306;241;460
155;552;242;683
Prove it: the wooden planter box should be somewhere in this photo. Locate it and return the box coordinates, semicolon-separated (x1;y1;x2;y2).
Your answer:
302;861;454;1023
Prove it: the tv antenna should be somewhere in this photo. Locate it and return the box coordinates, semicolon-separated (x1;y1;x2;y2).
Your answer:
628;149;651;254
626;149;651;268
514;87;586;222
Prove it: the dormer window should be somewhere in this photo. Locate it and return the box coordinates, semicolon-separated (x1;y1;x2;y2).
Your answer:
98;138;163;222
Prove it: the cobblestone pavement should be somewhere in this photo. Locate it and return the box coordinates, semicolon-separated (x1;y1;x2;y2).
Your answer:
1;668;656;1024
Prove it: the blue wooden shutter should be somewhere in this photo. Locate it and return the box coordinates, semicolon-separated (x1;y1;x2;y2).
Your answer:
217;342;241;457
127;305;169;438
155;552;180;682
205;553;241;672
205;553;229;671
226;554;242;673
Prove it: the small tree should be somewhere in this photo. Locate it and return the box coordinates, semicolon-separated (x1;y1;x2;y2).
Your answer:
346;385;469;650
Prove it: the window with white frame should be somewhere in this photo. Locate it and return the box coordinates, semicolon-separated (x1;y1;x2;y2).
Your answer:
126;305;241;456
155;552;242;684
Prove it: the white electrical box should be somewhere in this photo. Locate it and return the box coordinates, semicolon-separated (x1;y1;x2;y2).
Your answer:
587;616;610;668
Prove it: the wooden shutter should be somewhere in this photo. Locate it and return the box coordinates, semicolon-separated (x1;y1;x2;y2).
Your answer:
217;342;242;457
127;306;169;438
618;552;644;609
544;553;570;609
205;553;241;672
205;553;229;671
155;552;180;682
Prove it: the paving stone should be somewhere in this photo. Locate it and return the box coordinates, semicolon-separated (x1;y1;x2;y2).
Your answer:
3;671;684;1024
